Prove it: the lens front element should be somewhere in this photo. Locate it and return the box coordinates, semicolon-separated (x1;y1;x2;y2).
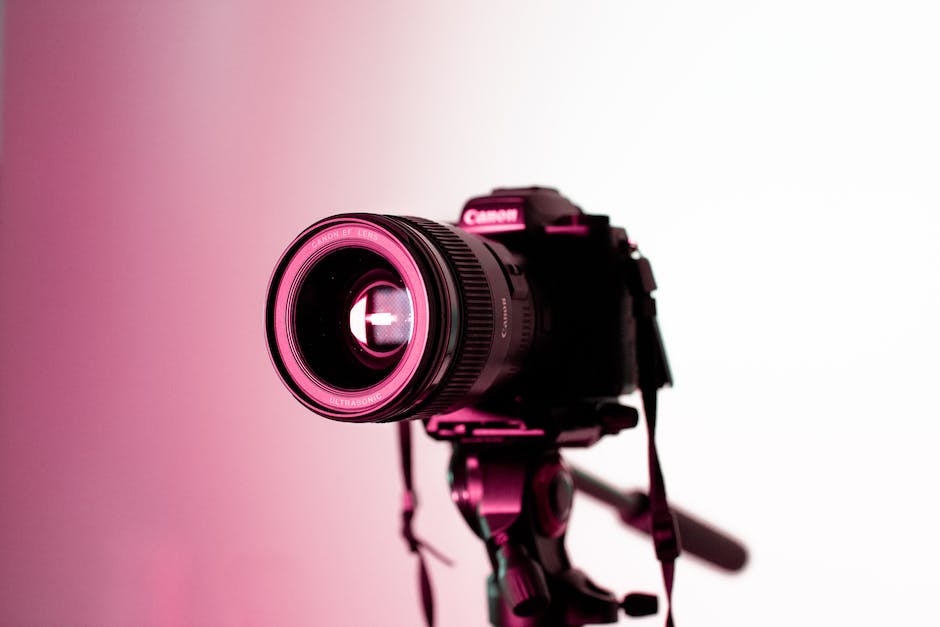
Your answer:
293;248;415;390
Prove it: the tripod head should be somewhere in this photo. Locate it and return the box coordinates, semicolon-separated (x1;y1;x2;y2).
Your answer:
430;404;651;626
422;401;747;626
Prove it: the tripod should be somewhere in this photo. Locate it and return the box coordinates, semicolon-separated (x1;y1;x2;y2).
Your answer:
425;402;649;626
418;403;747;627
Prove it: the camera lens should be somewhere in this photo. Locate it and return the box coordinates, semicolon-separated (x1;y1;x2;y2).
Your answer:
266;214;532;422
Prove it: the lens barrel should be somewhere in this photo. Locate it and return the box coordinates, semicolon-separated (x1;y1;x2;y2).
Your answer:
266;214;532;422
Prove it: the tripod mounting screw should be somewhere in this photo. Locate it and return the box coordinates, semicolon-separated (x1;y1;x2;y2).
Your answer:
621;592;659;617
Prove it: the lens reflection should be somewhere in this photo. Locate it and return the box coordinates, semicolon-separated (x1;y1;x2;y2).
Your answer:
349;282;413;354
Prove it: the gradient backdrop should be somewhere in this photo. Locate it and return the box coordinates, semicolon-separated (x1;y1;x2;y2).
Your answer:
2;1;939;625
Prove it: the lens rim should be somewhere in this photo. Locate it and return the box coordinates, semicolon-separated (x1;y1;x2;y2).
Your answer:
267;217;432;421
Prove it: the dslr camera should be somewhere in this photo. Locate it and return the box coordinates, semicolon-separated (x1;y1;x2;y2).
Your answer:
264;188;705;627
265;186;670;437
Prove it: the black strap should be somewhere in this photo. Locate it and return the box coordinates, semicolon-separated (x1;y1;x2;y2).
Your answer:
626;244;679;626
642;387;680;627
398;420;452;627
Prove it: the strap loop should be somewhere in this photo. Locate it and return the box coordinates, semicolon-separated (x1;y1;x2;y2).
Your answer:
642;388;680;627
397;421;453;626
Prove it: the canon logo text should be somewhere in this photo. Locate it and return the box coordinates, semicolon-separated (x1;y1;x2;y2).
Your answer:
463;207;520;226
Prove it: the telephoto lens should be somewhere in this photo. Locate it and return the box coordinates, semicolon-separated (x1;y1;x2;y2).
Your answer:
265;213;534;423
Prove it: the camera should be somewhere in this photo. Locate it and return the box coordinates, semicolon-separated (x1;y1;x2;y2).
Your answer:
265;187;670;428
263;189;735;627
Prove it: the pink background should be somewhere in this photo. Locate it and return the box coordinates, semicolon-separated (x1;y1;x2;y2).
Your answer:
2;2;939;625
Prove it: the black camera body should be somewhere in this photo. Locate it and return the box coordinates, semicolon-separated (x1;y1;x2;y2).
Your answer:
458;187;640;408
420;187;671;444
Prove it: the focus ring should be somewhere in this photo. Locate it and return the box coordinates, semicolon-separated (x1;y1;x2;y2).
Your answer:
399;216;495;417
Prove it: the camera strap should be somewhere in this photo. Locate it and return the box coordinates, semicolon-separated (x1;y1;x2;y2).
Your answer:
628;246;680;626
397;420;452;627
642;387;679;627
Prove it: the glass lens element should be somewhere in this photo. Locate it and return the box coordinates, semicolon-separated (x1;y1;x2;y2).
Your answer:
293;248;414;390
349;283;413;354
